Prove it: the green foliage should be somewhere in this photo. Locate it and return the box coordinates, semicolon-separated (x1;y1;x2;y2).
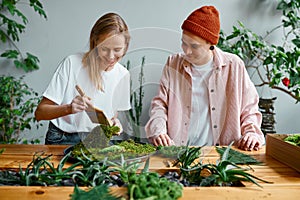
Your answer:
284;134;300;146
127;172;183;200
0;0;47;72
107;156;183;200
70;185;120;200
217;0;300;103
125;57;145;141
0;75;41;144
215;146;262;165
129;56;145;127
70;139;156;162
100;124;121;139
0;151;112;187
117;139;156;154
175;142;272;187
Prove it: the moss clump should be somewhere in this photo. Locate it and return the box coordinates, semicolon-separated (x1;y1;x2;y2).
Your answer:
117;139;156;155
70;139;156;162
284;134;300;146
83;125;120;149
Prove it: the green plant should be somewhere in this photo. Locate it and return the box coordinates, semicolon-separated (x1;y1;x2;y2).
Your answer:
218;0;300;103
70;184;120;200
127;172;183;200
174;142;271;187
0;75;41;144
107;157;183;200
284;134;300;146
125;56;145;140
199;143;271;187
0;0;47;144
0;0;47;72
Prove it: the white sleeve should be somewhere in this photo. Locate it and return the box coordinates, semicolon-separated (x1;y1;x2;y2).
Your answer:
43;57;71;104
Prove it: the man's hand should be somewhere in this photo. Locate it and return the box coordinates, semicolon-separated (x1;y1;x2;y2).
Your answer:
149;134;175;146
237;132;263;151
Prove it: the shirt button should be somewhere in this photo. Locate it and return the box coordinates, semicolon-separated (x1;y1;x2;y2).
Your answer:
210;89;214;92
212;107;215;111
213;125;217;129
184;122;188;126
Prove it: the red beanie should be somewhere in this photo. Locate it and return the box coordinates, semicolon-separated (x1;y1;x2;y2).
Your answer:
181;6;220;45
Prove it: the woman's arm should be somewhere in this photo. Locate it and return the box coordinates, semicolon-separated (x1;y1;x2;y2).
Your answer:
34;96;89;121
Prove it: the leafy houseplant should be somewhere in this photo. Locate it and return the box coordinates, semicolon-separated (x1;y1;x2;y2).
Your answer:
218;0;300;103
0;0;47;72
0;0;47;143
0;75;41;144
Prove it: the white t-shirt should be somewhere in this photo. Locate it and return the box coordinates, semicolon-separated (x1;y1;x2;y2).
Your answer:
188;58;213;146
43;53;131;132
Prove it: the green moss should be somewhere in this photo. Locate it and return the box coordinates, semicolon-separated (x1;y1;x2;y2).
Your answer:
70;139;156;162
284;134;300;146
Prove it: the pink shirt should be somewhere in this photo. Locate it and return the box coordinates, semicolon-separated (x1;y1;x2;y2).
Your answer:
145;48;264;146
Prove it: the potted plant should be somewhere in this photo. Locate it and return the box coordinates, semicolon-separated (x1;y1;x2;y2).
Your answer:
217;0;300;134
123;56;146;142
0;0;47;143
0;75;42;144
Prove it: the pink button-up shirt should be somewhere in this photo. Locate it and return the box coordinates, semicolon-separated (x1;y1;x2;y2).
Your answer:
145;48;264;146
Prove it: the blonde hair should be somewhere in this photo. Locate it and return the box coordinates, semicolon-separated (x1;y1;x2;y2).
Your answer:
82;13;130;91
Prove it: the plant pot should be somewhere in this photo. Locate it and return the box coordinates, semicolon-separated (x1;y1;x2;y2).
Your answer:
259;97;277;136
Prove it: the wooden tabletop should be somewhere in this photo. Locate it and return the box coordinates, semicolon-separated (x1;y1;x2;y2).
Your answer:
0;144;300;200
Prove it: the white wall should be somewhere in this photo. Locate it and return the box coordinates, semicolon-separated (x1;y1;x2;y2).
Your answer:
1;0;299;143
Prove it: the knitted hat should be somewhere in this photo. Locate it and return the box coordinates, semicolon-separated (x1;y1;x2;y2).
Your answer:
181;6;220;45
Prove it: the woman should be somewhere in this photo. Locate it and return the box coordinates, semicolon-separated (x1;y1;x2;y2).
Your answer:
35;13;131;145
145;6;265;151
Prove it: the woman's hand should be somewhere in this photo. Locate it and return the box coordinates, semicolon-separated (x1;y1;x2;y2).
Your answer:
110;117;123;135
70;95;92;113
149;134;175;146
237;132;263;151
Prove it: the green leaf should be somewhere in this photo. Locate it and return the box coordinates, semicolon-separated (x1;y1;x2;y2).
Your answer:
216;146;262;165
0;50;19;59
263;56;273;65
292;38;300;48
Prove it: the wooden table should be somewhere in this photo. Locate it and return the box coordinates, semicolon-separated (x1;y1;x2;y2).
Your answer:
0;144;300;200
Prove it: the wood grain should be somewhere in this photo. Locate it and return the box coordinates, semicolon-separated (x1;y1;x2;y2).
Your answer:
0;144;300;199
